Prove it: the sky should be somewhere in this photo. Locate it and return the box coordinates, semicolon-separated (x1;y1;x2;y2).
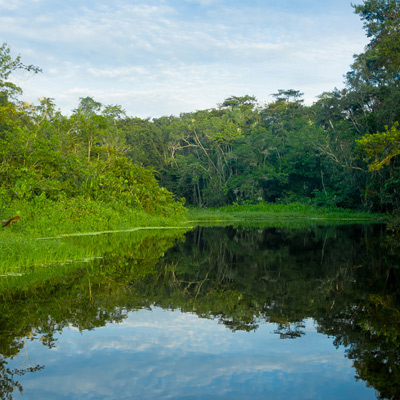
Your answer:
0;0;369;118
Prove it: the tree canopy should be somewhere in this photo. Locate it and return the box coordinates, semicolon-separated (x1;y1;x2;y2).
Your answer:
1;0;400;216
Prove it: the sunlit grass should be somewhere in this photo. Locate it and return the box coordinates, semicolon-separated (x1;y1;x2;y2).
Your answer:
0;196;189;274
186;202;387;224
0;196;186;237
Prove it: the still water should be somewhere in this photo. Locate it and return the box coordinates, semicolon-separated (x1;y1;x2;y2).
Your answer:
1;224;399;399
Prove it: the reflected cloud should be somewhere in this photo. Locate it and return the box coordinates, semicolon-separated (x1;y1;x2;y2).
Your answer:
11;308;373;400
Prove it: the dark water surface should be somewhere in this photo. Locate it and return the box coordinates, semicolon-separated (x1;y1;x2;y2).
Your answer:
1;224;399;399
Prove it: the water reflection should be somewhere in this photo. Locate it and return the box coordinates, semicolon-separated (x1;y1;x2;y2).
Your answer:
6;310;377;400
0;224;399;399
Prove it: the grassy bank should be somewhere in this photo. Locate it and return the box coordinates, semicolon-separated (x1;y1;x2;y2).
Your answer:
0;196;189;273
1;199;385;238
1;195;186;237
186;202;386;224
1;200;386;274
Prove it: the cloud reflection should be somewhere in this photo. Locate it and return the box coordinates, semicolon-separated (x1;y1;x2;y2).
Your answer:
9;308;376;400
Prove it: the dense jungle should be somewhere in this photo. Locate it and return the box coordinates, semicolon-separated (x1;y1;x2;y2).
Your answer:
0;0;399;232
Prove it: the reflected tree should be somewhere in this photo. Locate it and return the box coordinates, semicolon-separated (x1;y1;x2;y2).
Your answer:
0;225;399;399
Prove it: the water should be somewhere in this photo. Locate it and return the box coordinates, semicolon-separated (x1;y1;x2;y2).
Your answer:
1;224;399;399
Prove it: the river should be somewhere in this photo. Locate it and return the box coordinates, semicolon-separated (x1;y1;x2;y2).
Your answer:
1;223;399;399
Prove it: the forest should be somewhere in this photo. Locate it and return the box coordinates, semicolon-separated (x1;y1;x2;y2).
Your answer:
1;0;399;227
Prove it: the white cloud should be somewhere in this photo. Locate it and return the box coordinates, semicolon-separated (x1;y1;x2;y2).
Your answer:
0;0;24;10
87;66;150;79
2;0;369;117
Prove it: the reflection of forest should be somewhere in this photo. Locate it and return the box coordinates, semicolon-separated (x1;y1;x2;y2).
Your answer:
0;225;399;399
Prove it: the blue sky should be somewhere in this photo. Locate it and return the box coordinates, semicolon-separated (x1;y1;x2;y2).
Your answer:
1;0;368;118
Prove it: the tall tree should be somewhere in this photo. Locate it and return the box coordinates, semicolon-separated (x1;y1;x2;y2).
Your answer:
349;0;400;211
353;0;400;74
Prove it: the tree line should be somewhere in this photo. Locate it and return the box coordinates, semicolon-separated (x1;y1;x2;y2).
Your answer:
1;0;399;216
0;47;184;218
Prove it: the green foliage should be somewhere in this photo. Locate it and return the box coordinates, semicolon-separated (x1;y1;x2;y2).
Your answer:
0;74;185;231
353;0;400;75
357;121;400;171
356;122;400;211
141;92;335;207
2;0;400;220
187;202;384;224
0;224;189;275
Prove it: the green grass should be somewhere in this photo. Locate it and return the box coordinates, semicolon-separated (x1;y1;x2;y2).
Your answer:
186;202;387;224
0;196;187;237
0;196;189;273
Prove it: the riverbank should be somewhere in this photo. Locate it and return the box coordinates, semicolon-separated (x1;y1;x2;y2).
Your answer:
0;196;188;273
186;202;386;225
1;201;386;273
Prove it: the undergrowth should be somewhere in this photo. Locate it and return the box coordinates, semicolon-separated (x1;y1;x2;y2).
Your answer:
187;202;386;222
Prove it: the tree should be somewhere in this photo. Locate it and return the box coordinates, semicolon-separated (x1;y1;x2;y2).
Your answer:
70;97;107;162
271;89;304;103
353;0;400;74
0;42;41;102
219;95;258;115
347;1;400;131
73;96;102;116
340;0;400;211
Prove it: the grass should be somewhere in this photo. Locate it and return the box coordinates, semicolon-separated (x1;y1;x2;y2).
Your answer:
0;196;187;237
0;196;190;273
186;202;387;225
0;226;190;272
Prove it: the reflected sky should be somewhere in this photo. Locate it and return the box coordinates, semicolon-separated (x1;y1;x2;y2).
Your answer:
10;307;376;400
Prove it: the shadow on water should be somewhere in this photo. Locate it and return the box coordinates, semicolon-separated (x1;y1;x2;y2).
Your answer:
0;223;399;399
